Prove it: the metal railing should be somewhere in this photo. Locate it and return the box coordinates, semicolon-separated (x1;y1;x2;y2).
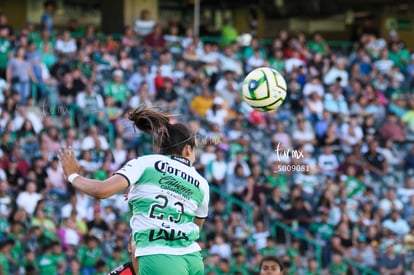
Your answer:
69;104;115;149
272;220;380;275
209;184;254;227
272;220;323;274
30;83;115;149
343;258;380;275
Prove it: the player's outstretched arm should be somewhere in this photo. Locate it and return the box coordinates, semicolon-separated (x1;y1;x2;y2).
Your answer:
58;146;129;199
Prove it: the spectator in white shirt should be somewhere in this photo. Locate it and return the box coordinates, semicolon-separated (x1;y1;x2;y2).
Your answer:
318;146;339;177
397;178;414;204
209;235;231;259
324;87;350;117
61;194;88;221
76;84;105;116
200;43;220;76
16;181;42;216
303;77;325;98
366;34;387;59
214;71;239;107
340;116;364;153
112;138;127;169
219;46;243;76
127;63;156;97
199;144;217;171
206;97;228;128
379;188;404;217
205;148;228;187
377;139;402;170
227;151;251;177
285;50;305;73
133;9;155;37
323;58;349;87
304;91;324;121
81;125;109;151
246;49;265;72
382;210;410;236
350;236;377;269
374;49;395;74
55;30;77;56
129;82;153;108
292;115;316;152
0;77;8;106
158;51;174;79
46;156;66;198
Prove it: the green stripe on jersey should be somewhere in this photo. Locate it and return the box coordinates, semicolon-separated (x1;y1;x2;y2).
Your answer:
136;167;204;205
134;228;199;248
130;198;194;224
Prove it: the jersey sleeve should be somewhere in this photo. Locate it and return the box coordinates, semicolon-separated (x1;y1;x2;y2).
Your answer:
115;158;144;187
194;180;209;219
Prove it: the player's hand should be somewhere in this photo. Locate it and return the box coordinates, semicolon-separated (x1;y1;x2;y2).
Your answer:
58;146;80;178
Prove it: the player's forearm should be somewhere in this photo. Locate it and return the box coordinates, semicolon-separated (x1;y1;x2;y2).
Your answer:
71;176;107;198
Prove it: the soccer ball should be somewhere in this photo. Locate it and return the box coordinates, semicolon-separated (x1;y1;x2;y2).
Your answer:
242;67;287;112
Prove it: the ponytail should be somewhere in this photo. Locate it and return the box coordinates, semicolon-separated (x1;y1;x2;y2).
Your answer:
128;106;195;155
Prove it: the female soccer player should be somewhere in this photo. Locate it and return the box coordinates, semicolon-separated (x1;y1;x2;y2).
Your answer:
58;106;209;275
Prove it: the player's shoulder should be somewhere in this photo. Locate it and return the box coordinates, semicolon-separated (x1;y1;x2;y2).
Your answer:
127;154;165;164
136;154;165;161
190;167;209;189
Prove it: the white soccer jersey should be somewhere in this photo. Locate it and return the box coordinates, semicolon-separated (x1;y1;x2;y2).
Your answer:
116;154;209;257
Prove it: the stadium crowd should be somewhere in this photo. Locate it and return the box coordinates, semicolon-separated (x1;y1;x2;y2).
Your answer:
0;3;414;275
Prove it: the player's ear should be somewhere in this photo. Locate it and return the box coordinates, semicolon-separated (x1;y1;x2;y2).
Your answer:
181;144;191;157
182;144;196;163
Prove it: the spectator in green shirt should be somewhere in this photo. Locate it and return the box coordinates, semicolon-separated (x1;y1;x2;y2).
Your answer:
329;253;348;275
342;166;365;199
0;239;14;275
35;29;56;51
106;246;125;271
221;19;238;47
388;42;410;71
260;237;277;256
307;32;330;55
243;37;266;62
0;26;11;78
93;158;112;180
230;252;249;275
21;249;38;273
268;49;286;73
51;241;66;274
265;163;289;197
305;258;319;275
77;235;102;275
104;69;130;106
36;244;58;275
287;239;301;267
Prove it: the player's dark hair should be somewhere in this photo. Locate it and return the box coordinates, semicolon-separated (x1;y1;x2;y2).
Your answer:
259;256;284;271
128;106;195;155
44;1;55;8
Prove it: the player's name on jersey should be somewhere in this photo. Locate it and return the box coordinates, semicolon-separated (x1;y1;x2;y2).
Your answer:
155;160;200;188
160;175;194;199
